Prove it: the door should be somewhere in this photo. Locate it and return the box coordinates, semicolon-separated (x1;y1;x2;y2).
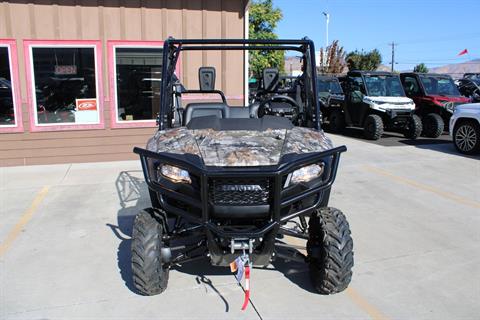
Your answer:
345;74;367;126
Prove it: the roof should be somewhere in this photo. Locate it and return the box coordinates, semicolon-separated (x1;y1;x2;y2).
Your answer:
400;72;452;77
348;70;396;76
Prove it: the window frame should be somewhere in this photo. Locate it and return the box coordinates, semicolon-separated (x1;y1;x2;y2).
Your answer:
108;40;180;129
0;39;23;133
24;40;104;132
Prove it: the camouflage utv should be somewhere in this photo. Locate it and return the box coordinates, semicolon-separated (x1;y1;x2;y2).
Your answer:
132;38;353;297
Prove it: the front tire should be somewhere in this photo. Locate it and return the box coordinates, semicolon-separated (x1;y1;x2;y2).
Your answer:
404;115;422;139
307;207;354;294
422;113;444;138
363;114;384;140
131;209;169;295
453;120;480;154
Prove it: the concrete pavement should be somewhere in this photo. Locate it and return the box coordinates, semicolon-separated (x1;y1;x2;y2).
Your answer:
1;134;479;319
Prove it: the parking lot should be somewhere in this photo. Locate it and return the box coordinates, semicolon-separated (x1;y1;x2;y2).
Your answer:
1;133;479;320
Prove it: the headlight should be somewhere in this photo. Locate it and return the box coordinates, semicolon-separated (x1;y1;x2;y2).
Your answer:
285;163;324;187
444;102;456;113
159;164;191;184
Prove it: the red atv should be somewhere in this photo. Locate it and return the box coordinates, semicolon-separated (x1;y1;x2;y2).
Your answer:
400;73;470;138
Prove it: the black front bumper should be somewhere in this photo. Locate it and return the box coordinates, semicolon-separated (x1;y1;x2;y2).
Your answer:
134;145;346;239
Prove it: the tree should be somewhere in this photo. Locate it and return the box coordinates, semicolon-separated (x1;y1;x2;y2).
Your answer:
346;49;382;71
249;0;284;77
413;63;429;73
318;40;347;74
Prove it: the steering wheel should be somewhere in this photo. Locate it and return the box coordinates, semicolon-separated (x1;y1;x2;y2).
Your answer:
257;95;301;122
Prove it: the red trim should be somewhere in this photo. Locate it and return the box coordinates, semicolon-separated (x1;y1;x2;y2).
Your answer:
23;40;105;132
107;40;182;129
0;39;23;133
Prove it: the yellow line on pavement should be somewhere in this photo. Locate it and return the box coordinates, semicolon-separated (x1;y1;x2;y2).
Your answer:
346;287;391;320
364;165;480;209
0;186;49;257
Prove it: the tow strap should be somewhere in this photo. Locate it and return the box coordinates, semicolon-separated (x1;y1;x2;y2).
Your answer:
230;253;251;310
241;264;251;310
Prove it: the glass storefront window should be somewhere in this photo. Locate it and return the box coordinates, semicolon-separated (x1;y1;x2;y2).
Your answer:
113;46;163;123
28;45;101;127
0;46;17;127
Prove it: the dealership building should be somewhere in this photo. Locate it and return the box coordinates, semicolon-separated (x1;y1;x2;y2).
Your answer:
0;0;249;166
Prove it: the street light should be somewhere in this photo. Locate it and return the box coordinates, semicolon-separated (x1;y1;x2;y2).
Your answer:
322;11;330;48
322;12;330;70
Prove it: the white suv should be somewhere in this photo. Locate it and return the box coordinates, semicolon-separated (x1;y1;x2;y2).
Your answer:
449;103;480;154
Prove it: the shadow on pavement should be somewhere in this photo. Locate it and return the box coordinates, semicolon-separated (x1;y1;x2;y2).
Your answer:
270;256;316;293
109;171;234;304
109;170;321;299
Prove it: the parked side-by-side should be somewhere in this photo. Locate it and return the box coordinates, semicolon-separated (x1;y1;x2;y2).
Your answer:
320;71;421;140
400;73;470;138
317;71;480;155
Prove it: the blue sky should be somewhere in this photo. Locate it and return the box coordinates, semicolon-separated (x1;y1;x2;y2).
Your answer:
274;0;480;70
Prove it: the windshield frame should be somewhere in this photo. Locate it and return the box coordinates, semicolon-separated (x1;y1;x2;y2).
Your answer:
362;73;406;97
418;74;461;97
158;38;320;130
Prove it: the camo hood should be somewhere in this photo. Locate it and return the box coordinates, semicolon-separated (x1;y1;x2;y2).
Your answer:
146;127;334;167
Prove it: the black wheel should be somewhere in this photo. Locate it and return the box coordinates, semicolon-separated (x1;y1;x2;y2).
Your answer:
453;120;480;155
404;115;422;139
422;113;444;138
307;207;354;294
363;114;384;140
328;109;346;133
131;209;169;295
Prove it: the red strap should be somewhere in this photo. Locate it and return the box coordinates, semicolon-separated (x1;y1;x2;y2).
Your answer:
241;265;250;310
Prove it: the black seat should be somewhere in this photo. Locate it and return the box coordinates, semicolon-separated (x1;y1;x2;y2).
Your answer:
184;102;229;126
186;115;293;131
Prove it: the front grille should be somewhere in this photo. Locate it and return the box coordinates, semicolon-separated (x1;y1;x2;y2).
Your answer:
209;178;271;206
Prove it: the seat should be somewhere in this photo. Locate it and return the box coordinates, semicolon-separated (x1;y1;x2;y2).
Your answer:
184;102;228;125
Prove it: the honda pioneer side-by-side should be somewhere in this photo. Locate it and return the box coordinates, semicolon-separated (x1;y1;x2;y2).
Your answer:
400;73;470;138
131;38;353;299
336;71;421;140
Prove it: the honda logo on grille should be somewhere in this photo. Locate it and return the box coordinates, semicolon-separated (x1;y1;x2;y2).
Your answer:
218;184;264;192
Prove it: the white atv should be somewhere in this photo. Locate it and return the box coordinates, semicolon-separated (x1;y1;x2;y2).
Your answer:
333;71;421;140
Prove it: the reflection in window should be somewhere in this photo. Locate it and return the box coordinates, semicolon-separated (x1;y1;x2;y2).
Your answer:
0;47;15;126
31;47;98;124
115;47;163;121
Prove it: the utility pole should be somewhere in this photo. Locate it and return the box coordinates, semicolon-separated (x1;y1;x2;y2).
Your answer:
389;42;397;72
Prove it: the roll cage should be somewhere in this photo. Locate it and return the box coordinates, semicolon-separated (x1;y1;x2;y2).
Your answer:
157;38;321;130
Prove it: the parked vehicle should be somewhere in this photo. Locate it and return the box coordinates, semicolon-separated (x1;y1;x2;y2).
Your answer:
131;38;353;298
400;73;470;138
337;71;421;140
316;75;346;130
449;103;480;154
463;73;480;80
456;77;480;102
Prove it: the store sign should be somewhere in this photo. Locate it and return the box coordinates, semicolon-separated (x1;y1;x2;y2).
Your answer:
54;65;77;75
75;98;98;123
76;98;97;111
